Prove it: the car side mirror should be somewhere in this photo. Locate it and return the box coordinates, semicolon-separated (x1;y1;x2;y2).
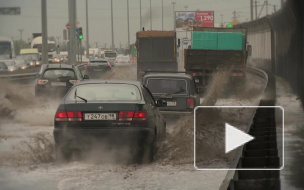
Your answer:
83;75;89;79
156;99;167;107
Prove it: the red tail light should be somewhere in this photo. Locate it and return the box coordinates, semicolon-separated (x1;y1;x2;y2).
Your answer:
192;73;198;76
118;111;147;122
187;98;194;109
37;79;48;85
55;111;82;122
87;62;90;66
232;73;244;77
107;62;110;67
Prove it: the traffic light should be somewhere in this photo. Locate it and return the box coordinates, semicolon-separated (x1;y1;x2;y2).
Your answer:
78;27;83;40
226;24;233;28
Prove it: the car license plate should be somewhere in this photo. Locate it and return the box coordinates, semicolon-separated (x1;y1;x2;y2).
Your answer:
51;82;66;86
84;113;116;120
195;79;199;83
166;101;177;107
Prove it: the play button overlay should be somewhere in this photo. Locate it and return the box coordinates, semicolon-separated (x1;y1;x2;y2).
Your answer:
194;106;284;170
225;123;254;154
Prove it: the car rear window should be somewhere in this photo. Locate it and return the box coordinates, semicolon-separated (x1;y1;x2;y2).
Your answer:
43;69;76;79
90;60;107;66
66;83;141;102
146;78;188;95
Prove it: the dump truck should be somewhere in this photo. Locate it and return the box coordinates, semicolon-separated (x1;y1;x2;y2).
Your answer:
184;27;249;93
136;31;178;81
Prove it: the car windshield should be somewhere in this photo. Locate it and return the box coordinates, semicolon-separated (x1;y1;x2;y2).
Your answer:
66;83;141;102
105;52;116;58
147;78;187;95
19;54;39;61
43;69;76;79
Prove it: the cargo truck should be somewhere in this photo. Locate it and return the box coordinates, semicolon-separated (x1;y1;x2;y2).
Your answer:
184;27;250;93
136;31;178;81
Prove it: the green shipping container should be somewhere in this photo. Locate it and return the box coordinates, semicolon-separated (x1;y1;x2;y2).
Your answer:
192;31;244;50
217;32;244;50
192;32;218;49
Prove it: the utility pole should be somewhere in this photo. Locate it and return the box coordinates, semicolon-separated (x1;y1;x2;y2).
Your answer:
41;0;48;65
111;0;114;50
18;29;23;41
139;0;142;31
171;2;176;31
127;0;130;48
150;0;152;30
255;0;258;19
161;0;163;30
95;42;98;48
184;5;188;11
266;0;268;16
250;0;254;21
68;0;77;64
85;0;89;58
232;11;237;20
220;14;223;27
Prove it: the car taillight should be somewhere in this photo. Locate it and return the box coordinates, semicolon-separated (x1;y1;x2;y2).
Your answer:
187;98;194;109
55;111;82;122
87;62;90;66
69;80;80;84
37;79;48;85
107;62;110;67
118;111;147;122
192;73;198;76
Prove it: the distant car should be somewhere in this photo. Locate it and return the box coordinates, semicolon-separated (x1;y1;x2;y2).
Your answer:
2;60;19;72
86;59;112;76
0;62;8;72
15;56;30;70
18;54;41;67
53;80;167;162
35;64;89;97
115;55;131;65
142;72;200;116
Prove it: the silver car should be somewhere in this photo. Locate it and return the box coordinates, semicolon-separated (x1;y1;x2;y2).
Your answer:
2;60;19;72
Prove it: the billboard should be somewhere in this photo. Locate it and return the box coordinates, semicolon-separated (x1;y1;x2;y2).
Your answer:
175;11;214;31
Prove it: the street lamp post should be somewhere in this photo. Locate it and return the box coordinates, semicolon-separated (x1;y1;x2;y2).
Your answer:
111;0;114;50
127;0;130;48
171;2;176;31
139;0;142;30
162;0;164;30
150;0;152;30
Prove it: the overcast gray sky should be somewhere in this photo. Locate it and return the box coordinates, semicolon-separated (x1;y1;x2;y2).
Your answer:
0;0;281;48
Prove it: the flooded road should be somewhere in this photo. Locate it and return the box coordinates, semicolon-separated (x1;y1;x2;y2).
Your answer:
0;63;273;190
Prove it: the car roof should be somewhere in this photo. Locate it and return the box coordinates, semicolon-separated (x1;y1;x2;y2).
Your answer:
76;79;142;86
143;72;193;79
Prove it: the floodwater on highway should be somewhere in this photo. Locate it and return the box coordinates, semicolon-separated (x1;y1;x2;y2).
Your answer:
0;61;300;190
